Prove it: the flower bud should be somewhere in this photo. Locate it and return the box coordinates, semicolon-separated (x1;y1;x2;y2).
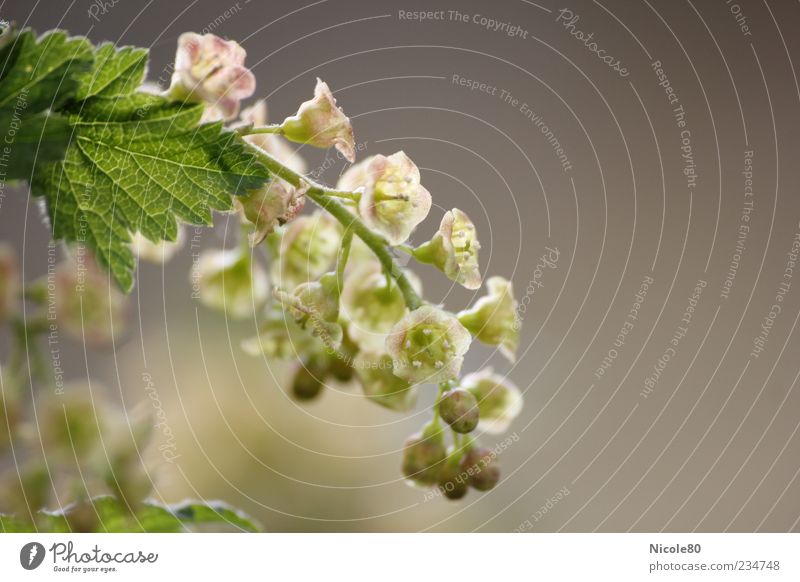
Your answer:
437;449;469;500
131;228;185;264
237;180;306;246
459;446;500;491
280;78;356;162
354;352;417;411
414;208;481;290
438;388;479;434
0;243;19;323
457;276;520;362
341;265;421;352
170;32;256;121
239;100;307;174
401;423;446;486
54;252;128;347
358;152;432;245
291;359;327;401
195;246;269;320
271;211;341;291
386;305;471;384
461;368;522;434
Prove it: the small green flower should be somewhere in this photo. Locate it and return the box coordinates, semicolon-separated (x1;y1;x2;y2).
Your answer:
401;423;446;486
414;208;481;290
358;152;432;245
354;352;417;411
386;305;471;384
459;446;500;491
241;306;325;359
461;368;522;434
341;265;421;352
236;179;306;246
458;276;520;362
270;211;341;291
281;78;356;162
274;272;343;349
195;246;269;320
438;388;479;434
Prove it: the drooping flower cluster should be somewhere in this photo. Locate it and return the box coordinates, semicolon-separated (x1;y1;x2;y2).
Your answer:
170;32;526;500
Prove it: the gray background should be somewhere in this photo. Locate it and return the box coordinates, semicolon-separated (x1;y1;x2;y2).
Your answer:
1;0;800;531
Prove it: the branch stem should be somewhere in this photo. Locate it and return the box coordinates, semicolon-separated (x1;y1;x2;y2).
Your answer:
253;149;423;310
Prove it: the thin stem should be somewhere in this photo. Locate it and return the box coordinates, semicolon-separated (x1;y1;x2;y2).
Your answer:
325;190;360;201
336;229;353;293
254;149;423;310
239;124;284;136
395;244;415;255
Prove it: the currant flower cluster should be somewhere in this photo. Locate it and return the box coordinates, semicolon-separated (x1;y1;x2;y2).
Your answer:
162;33;523;499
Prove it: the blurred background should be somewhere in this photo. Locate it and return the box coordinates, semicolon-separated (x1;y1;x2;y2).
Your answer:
1;0;800;531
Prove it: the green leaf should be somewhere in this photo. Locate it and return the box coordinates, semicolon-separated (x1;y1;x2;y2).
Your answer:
0;29;93;112
10;496;260;532
30;34;269;289
74;42;148;100
0;29;92;180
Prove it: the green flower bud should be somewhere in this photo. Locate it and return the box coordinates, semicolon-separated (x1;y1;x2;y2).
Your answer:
274;273;343;351
458;276;520;362
54;251;128;346
271;211;341;291
354;352;417;412
438;388;479;434
358;152;432;245
437;449;469;500
414;208;481;290
280;78;356;162
386;305;471;384
459;446;500;491
342;265;421;352
462;368;522;434
402;423;447;486
291;360;327;401
239;100;307;174
0;242;19;323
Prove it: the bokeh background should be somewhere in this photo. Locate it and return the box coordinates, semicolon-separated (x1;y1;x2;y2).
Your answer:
2;0;800;531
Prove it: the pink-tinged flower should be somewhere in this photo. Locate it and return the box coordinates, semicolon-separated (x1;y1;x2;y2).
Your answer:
354;352;417;412
386;305;471;384
457;276;519;362
170;32;256;121
0;243;19;323
461;368;522;434
281;78;356;162
358;152;432;245
236;180;306;246
131;228;185;264
239;101;307;174
194;246;269;320
54;251;128;347
336;155;374;192
414;208;481;289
